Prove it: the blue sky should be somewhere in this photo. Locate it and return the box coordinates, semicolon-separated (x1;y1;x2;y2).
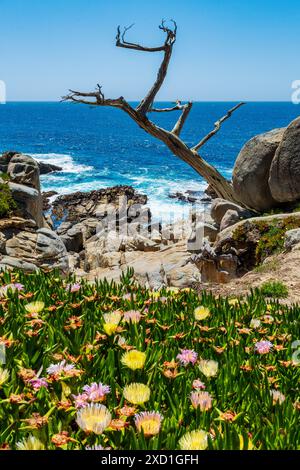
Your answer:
1;0;299;101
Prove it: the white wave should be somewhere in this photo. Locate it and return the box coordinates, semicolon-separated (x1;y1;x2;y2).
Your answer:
29;153;94;173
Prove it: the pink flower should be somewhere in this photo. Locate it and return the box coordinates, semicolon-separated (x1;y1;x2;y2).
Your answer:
66;283;81;293
13;283;24;291
254;340;273;354
46;360;75;375
28;378;48;390
190;391;213;411
73;393;89;409
192;379;206;390
123;310;141;324
177;349;198;366
82;382;111;402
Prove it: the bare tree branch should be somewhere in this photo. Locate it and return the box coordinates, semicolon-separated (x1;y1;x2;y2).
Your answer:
61;87;128;109
149;100;183;112
116;20;177;115
63;23;248;207
136;20;177;114
172;101;193;136
192;102;245;151
116;24;166;52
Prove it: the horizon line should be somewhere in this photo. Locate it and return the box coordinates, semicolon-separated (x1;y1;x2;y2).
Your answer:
2;100;297;104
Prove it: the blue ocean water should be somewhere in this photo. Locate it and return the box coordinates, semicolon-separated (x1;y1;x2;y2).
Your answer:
0;102;299;220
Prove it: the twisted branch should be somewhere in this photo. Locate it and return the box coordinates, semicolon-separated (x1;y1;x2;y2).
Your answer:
192;102;245;151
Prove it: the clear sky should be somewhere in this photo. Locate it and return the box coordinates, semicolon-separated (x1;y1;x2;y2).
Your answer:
1;0;299;101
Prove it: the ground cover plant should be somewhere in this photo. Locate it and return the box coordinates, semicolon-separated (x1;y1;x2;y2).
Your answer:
0;269;299;450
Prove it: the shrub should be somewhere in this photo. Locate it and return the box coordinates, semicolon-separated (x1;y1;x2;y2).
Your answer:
0;183;17;218
258;280;288;298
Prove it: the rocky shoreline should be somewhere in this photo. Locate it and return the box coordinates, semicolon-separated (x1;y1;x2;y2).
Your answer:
1;115;300;291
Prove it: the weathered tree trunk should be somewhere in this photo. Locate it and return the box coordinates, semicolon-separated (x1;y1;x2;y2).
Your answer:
63;21;245;206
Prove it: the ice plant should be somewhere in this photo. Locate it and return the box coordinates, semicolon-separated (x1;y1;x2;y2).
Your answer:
24;301;45;314
194;306;210;321
198;359;219;377
190;391;213;411
46;360;75;376
123;310;142;324
103;311;121;336
177;349;198;366
82;382;110;402
250;318;261;329
123;383;150;405
66;283;81;293
103;312;122;324
192;379;206;390
178;430;208;450
73;393;89;409
134;411;163;437
28;377;48;390
254;340;273;354
0;368;9;387
121;350;146;370
270;389;286;405
76;403;111;435
16;435;45;450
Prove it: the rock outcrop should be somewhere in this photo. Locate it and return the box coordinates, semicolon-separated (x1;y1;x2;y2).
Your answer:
269;117;300;203
232;128;284;211
0;152;69;273
7;154;40;190
0;224;68;273
211;198;252;225
38;162;62;175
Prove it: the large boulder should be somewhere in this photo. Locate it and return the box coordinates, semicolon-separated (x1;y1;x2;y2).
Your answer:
8;182;43;228
211;198;252;225
269;117;300;202
1;227;69;273
232;128;285;211
220;209;240;231
7;154;40;190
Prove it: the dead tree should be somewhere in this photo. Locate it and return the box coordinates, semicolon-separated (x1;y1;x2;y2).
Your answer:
63;21;245;204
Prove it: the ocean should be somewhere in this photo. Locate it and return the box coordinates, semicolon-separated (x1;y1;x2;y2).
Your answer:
0;102;299;221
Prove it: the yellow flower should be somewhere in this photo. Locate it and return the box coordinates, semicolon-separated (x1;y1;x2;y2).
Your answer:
228;298;239;306
25;301;45;314
103;312;121;325
16;435;45;450
194;306;210;321
135;411;163;437
0;368;9;387
76;404;111;435
103;323;118;336
123;383;150;405
198;359;219;378
103;312;121;336
121;350;146;370
178;429;208;450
